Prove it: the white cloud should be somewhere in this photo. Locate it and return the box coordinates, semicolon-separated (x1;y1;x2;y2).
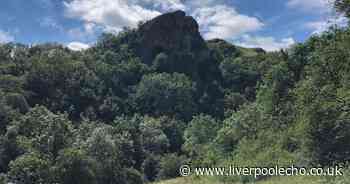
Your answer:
84;22;97;35
68;23;99;40
142;0;185;11
68;28;87;39
192;5;263;40
305;16;348;34
237;35;296;51
305;21;329;34
64;0;163;33
63;0;263;40
287;0;332;13
288;0;347;36
0;30;14;43
67;42;90;51
63;0;293;51
39;17;64;32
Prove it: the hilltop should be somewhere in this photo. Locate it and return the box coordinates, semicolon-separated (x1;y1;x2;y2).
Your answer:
0;8;350;184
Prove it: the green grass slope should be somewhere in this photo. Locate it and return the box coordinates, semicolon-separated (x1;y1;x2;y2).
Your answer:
153;176;330;184
206;39;265;59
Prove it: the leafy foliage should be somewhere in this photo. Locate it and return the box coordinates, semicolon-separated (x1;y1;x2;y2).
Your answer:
134;73;196;120
0;8;350;183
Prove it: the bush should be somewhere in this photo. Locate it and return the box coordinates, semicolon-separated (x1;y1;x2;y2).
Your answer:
0;174;8;184
157;154;187;180
134;73;196;121
142;154;160;182
124;168;144;184
8;153;51;184
55;148;96;184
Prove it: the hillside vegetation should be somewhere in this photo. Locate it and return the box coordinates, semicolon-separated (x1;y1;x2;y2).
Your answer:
1;1;350;184
153;176;323;184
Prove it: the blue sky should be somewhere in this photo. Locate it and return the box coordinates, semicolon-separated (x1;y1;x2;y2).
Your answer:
0;0;345;51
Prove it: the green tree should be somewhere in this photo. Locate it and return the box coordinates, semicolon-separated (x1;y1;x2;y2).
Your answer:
293;28;350;165
216;103;266;154
11;106;74;158
8;153;51;184
0;127;23;173
54;148;96;184
25;52;101;119
335;0;350;18
0;91;20;135
157;154;187;180
140;117;170;154
183;115;220;163
113;115;146;170
220;58;259;94
134;73;196;120
142;154;160;182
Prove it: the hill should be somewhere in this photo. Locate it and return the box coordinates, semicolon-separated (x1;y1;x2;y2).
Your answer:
0;9;350;184
207;39;265;58
153;176;324;184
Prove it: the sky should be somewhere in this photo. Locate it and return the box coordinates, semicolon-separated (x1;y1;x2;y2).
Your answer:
0;0;346;51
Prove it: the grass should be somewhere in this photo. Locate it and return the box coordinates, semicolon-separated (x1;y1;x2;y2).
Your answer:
153;176;326;184
236;47;261;57
257;176;324;184
153;177;219;184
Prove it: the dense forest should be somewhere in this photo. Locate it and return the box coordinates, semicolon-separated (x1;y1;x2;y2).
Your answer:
1;1;350;184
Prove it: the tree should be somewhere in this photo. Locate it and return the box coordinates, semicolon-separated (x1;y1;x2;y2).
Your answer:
293;28;350;165
54;148;96;184
83;125;137;184
0;91;19;135
157;154;187;180
216;103;266;154
335;0;350;18
140;117;170;154
113;115;146;170
223;91;247;116
7;153;51;184
156;116;186;153
0;127;23;173
133;73;196;120
220;58;259;94
11;106;74;158
183;115;220;163
25;52;101;119
142;154;160;182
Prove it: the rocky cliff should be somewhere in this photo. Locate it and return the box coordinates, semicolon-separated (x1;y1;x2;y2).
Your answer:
136;10;207;64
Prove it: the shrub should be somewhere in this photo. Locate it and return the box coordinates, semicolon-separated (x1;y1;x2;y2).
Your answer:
7;153;51;184
157;154;187;180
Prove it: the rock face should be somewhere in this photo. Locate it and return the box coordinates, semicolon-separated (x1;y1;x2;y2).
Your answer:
137;10;206;64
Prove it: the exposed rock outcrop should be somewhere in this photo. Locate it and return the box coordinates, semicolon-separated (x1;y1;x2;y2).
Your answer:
136;10;206;64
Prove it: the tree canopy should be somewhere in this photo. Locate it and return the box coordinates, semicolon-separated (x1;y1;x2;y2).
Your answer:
1;6;350;184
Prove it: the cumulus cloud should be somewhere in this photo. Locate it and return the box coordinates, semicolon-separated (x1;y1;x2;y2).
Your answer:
39;17;64;32
63;0;263;40
142;0;186;11
287;0;332;13
67;42;90;51
237;35;296;51
287;0;347;35
193;5;263;40
64;0;162;33
0;30;14;43
305;16;348;34
305;21;329;34
68;23;99;40
64;0;298;51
